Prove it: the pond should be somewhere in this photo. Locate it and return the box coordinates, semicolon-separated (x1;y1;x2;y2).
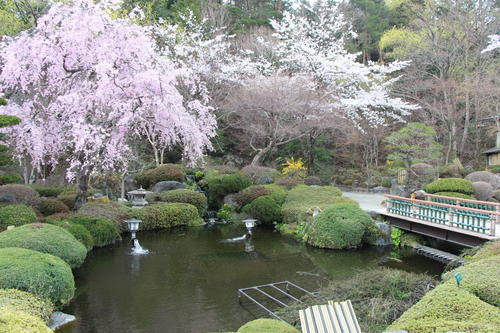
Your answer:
59;224;444;333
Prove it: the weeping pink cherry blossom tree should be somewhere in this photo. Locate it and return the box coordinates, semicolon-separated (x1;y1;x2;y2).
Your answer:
0;0;216;208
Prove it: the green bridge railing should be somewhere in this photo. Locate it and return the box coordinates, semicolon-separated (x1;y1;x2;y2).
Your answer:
385;194;499;236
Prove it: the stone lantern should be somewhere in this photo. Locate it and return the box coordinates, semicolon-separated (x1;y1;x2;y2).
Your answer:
127;187;152;208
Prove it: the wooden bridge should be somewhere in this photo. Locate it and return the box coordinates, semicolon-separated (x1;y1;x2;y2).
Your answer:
382;193;500;247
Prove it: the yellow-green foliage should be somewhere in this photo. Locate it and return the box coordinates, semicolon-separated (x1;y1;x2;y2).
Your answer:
0;289;54;323
387;283;500;333
237;319;299;333
0;310;53;333
281;185;353;225
0;204;37;228
379;28;424;59
467;239;500;262
442;256;500;307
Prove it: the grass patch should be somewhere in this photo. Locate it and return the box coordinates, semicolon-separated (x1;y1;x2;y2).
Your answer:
275;268;436;333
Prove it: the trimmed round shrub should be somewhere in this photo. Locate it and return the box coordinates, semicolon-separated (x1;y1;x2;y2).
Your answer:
0;204;37;228
132;203;203;230
306;205;365;249
465;171;498;188
146;189;207;216
37;198;69;216
471;181;494;201
62;216;119;247
0;223;87;268
237;319;299;333
79;202;131;233
0;247;75;307
47;220;94;251
0;289;54;323
304;176;321;186
387;283;500;333
242;195;282;225
135;164;185;189
0;184;40;206
56;193;76;210
0;310;53;333
235;186;269;207
328;202;380;245
434;192;475;199
442;256;500;307
205;173;252;209
30;185;69;198
423;178;473;195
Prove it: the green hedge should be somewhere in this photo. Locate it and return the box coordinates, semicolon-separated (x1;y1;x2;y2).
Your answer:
30;185;69;198
146;189;207;216
48;220;94;251
242;195;283;225
132;203;204;230
387;282;500;333
0;223;87;268
135;164;185;188
237;319;299;333
306;204;366;249
0;289;54;323
0;247;75;308
281;185;353;225
61;216;119;247
434;192;475;199
57;193;76;210
0;310;53;333
442;256;500;307
423;178;473;194
0;204;37;228
0;174;22;185
37;198;69;216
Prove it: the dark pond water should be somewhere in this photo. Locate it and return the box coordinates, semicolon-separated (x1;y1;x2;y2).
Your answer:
59;224;444;333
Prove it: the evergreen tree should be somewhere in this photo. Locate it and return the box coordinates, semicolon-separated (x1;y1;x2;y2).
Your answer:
0;98;22;184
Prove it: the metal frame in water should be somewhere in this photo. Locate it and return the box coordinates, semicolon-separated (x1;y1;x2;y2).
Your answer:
238;281;315;321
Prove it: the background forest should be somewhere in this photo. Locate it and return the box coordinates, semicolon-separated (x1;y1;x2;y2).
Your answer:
0;0;498;189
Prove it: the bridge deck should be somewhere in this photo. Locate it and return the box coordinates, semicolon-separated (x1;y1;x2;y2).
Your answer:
383;194;499;247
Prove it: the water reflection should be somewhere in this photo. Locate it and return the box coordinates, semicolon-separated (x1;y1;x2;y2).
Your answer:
59;224;444;333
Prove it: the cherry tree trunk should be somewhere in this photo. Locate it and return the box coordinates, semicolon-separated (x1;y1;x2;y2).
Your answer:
250;145;272;166
75;170;90;210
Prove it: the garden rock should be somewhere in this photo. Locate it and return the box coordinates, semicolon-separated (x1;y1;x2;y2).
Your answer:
153;181;186;192
49;311;76;330
375;222;392;246
0;193;16;204
465;171;498;188
371;186;389;193
255;175;274;185
223;194;239;208
472;181;493;201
